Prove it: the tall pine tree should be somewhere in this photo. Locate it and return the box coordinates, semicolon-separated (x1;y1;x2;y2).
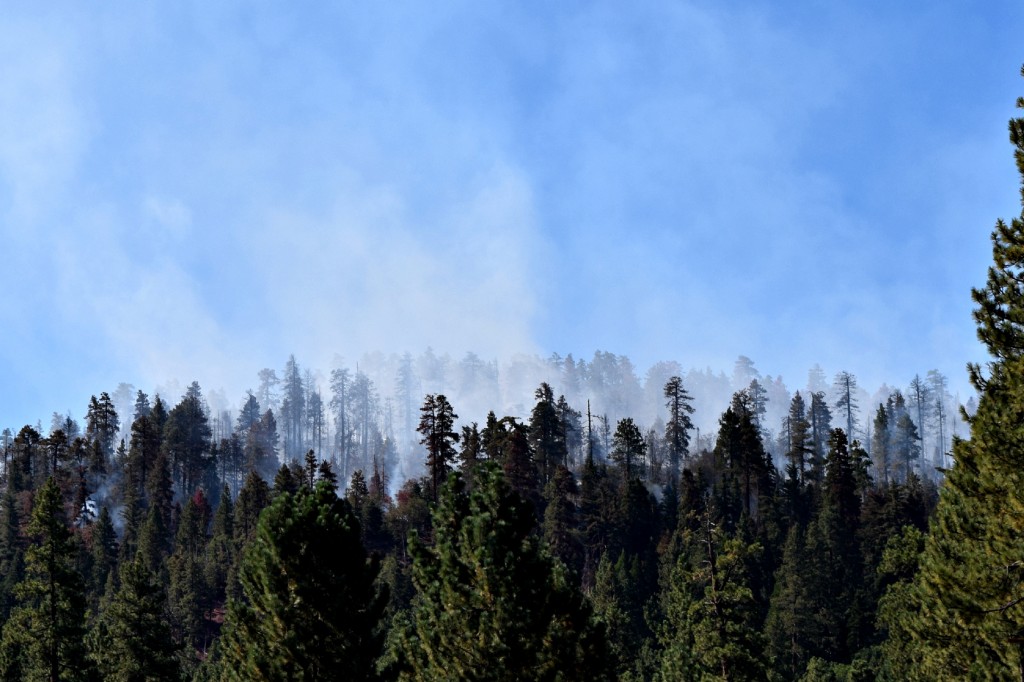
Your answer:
896;66;1024;678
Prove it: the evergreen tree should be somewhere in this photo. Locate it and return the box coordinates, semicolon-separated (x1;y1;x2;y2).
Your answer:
896;68;1024;679
169;490;211;649
542;465;583;577
458;423;484;475
126;414;162;510
85;392;119;464
871;403;891;486
280;355;306;462
90;559;181;681
808;391;832;483
272;464;299;498
245;409;280;481
88;506;118;609
164;384;213;496
833;371;859;443
714;397;773;520
611;417;646;481
234;470;271;548
0;478;92;681
784;392;813;483
664;376;695;486
133;390;152;422
906;375;932;474
0;492;23;622
136;505;170;578
199;488;231;603
529;383;567;486
795;429;866;665
591;551;648;678
215;482;386;680
556;396;583;470
390;463;611;682
417;394;459;503
656;506;771;681
765;526;814;679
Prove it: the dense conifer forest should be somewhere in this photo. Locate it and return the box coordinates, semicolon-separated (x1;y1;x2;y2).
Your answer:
3;69;1024;682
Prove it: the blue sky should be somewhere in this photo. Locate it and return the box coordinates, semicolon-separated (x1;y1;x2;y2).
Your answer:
0;1;1020;428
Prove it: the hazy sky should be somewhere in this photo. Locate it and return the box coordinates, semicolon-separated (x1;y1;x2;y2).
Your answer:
1;2;1020;428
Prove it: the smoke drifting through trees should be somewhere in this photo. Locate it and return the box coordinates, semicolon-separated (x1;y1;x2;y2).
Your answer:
27;350;970;498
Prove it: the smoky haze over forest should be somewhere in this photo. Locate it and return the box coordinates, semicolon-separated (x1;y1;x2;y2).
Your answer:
0;3;1016;434
34;349;968;497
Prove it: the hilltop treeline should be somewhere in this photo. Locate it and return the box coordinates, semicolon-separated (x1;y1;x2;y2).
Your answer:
0;367;947;680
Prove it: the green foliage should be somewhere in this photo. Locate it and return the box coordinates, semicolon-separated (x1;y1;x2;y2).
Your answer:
591;551;649;677
417;394;459;503
90;559;181;681
765;526;814;678
611;417;646;481
204;484;234;604
892;68;1024;680
0;478;92;681
88;505;118;610
530;383;568;487
390;463;612;682
542;464;583;576
163;385;214;496
215;481;386;680
656;506;772;681
664;376;695;485
168;490;212;649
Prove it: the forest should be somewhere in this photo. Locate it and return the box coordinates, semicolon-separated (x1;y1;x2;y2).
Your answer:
1;74;1024;682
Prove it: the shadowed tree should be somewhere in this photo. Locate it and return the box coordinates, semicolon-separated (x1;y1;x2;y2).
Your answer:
214;482;386;680
389;464;611;682
0;478;92;681
89;559;181;681
417;394;459;503
664;376;695;486
894;72;1024;678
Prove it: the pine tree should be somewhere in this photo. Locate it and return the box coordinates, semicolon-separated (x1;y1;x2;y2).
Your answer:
833;371;859;442
0;491;23;624
215;482;386;680
591;552;646;677
89;506;118;609
529;383;567;487
168;490;211;649
0;478;92;681
664;376;696;487
390;463;612;681
245;409;280;481
895;67;1024;679
784;392;813;483
714;397;773;520
90;559;181;681
656;506;771;681
233;470;271;548
133;390;152;421
765;526;814;679
542;465;583;577
272;464;299;498
135;505;169;578
785;429;867;667
85;392;119;464
204;485;234;605
808;391;832;483
163;385;213;496
611;417;646;481
417;394;459;503
458;423;484;475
